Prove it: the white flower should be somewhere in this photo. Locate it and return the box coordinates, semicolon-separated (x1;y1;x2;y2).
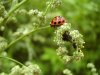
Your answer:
0;36;8;51
0;72;7;75
54;22;85;63
63;69;73;75
56;47;68;56
22;63;41;75
87;63;95;68
54;23;71;45
51;0;62;8
28;9;39;16
70;30;85;49
87;63;98;75
63;55;71;63
0;17;4;25
37;12;43;18
10;65;22;75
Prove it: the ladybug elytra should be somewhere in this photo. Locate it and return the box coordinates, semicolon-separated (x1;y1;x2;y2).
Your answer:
50;16;66;27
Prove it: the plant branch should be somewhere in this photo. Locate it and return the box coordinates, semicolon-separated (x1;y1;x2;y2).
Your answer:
2;0;28;26
7;0;28;17
0;56;24;66
5;26;50;50
43;0;53;16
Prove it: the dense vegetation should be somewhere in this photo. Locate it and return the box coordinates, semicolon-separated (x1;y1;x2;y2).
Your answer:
0;0;100;75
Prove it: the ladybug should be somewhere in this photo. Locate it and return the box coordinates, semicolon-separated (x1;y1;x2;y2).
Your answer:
50;16;66;27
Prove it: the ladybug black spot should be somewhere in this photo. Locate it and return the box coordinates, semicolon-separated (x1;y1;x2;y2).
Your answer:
58;21;61;24
54;22;56;24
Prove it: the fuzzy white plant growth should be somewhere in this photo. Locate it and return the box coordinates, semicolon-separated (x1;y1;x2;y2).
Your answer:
87;63;99;75
9;63;41;75
54;23;85;63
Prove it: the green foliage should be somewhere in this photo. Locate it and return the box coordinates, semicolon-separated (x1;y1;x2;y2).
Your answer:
0;0;100;75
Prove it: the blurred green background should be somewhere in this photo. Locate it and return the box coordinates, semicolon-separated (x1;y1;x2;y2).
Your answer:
0;0;100;75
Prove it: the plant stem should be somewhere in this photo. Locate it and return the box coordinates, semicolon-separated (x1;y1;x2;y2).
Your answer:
43;0;53;16
0;56;24;66
25;38;34;61
5;26;50;50
3;0;28;26
7;0;28;17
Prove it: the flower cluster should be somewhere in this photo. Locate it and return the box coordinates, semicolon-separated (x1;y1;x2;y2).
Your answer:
0;62;41;75
63;69;73;75
0;0;52;75
28;9;46;25
54;23;71;45
0;17;4;26
0;2;6;17
12;9;47;37
0;36;8;52
15;9;45;21
87;63;98;75
13;25;34;37
70;30;85;49
28;9;44;19
51;0;62;8
0;2;6;26
54;23;85;63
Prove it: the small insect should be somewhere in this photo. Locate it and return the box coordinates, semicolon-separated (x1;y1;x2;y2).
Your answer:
50;16;66;27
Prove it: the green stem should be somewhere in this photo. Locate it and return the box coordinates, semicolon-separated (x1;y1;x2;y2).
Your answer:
7;0;27;18
5;26;50;50
25;38;33;61
3;0;28;26
0;56;24;66
43;0;53;16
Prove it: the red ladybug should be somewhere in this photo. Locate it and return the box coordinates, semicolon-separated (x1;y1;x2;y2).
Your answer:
50;16;66;27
